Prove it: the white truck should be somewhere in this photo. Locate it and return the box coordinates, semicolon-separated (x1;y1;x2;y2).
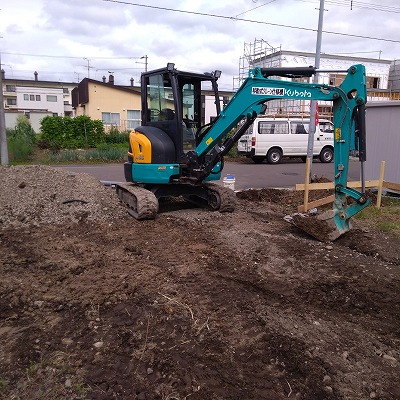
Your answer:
237;117;334;164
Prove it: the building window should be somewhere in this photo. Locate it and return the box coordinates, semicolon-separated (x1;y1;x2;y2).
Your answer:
366;76;380;89
24;94;29;101
127;110;140;129
30;94;35;101
36;95;41;101
53;113;58;117
47;95;57;102
24;112;30;119
292;77;310;83
6;98;17;106
102;112;120;126
63;88;69;93
6;85;16;92
328;74;346;86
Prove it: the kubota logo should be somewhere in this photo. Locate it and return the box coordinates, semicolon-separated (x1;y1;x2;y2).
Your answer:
252;87;312;98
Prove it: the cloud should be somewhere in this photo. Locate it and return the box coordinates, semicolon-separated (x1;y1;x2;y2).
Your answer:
1;0;399;88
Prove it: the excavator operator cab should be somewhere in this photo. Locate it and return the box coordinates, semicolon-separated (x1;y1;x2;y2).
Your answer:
140;63;221;160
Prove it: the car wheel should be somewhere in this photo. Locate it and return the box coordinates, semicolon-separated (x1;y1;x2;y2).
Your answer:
319;147;334;163
267;148;283;164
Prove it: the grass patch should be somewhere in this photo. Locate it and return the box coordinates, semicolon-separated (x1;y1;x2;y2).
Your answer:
0;378;9;390
355;196;400;237
43;145;127;164
1;350;90;400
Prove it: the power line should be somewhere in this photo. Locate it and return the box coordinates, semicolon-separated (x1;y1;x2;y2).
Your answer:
236;0;278;17
100;0;400;44
326;0;400;13
297;0;400;13
1;52;141;60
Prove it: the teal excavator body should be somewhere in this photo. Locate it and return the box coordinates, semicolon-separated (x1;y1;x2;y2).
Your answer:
117;62;370;241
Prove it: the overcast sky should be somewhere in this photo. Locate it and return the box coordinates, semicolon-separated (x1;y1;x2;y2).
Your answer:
1;0;399;90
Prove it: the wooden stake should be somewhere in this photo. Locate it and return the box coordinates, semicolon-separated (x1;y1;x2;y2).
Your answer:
298;194;335;213
376;161;386;208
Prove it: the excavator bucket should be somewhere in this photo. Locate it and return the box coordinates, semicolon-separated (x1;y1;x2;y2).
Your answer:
289;210;349;242
286;189;370;242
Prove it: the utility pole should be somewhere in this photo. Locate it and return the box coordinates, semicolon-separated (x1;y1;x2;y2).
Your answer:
140;55;148;72
306;0;325;182
83;57;91;78
0;52;9;166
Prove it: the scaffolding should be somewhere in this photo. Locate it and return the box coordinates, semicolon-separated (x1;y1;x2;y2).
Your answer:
233;39;281;90
233;39;400;119
234;39;325;118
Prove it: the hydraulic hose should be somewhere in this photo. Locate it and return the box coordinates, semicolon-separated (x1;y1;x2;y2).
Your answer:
356;104;367;163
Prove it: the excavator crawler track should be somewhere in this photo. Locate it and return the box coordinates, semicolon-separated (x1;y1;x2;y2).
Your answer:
115;183;159;220
203;182;237;213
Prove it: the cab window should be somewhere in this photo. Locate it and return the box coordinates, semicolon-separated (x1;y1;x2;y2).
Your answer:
181;83;196;152
146;73;175;122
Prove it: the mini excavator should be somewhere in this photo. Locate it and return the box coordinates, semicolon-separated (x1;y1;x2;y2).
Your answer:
116;62;370;241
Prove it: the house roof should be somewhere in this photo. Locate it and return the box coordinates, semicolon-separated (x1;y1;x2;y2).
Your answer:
268;50;392;65
2;77;77;87
81;77;141;95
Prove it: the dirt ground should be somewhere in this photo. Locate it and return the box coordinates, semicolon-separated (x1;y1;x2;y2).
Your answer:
0;165;399;400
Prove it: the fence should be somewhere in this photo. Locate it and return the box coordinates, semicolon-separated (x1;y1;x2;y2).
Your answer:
296;160;400;212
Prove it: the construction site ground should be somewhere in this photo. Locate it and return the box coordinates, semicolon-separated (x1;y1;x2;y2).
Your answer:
0;165;399;400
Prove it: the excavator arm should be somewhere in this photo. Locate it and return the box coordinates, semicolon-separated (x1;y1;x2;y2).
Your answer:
191;64;366;175
191;64;370;241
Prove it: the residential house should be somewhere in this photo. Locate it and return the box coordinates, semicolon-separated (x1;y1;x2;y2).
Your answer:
1;70;76;132
72;75;142;131
72;74;235;129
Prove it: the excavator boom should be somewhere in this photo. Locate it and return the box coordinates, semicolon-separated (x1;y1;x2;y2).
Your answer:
118;63;371;241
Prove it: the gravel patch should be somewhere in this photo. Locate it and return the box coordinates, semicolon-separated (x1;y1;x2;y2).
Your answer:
0;165;126;228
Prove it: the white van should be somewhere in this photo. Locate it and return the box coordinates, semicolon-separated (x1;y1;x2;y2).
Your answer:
237;117;334;164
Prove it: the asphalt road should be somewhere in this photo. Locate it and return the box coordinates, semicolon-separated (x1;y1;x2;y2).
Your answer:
55;158;364;191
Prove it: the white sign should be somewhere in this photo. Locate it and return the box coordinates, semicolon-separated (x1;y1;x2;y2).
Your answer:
251;87;312;98
251;87;284;96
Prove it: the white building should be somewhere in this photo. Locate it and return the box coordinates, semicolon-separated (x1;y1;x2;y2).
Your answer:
1;70;77;132
16;86;65;116
203;91;231;124
257;50;391;91
235;42;399;117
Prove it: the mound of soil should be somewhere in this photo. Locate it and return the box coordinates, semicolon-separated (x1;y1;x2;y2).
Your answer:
0;165;399;399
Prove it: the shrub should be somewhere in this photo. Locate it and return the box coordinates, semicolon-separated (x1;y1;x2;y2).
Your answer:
7;115;36;162
39;115;106;149
105;131;130;144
